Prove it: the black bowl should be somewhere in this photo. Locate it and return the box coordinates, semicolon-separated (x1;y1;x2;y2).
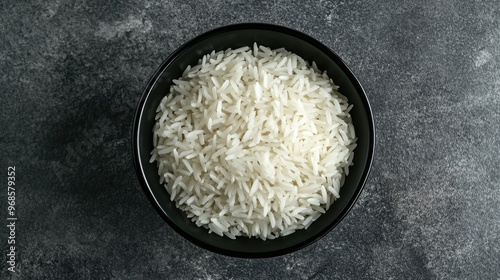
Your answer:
133;23;374;258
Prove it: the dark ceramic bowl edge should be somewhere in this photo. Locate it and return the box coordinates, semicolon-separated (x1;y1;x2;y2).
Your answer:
132;23;375;258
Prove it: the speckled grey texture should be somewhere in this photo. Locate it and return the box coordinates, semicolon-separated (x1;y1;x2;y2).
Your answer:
1;0;499;279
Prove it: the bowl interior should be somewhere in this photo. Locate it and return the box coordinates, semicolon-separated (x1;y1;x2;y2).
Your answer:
134;24;374;257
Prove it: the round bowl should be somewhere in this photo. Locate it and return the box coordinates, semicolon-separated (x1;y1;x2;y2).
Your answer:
133;23;374;258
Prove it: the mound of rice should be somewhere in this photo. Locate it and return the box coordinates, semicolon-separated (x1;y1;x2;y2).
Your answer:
150;43;357;240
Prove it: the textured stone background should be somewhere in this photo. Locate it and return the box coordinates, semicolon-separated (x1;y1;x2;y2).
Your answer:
1;0;499;279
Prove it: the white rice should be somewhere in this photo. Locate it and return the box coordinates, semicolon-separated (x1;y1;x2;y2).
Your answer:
151;43;357;240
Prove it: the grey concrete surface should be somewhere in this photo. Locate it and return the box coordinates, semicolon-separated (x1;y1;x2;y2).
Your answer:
1;0;499;279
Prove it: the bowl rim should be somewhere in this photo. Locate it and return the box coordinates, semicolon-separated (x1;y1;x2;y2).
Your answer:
132;22;375;258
